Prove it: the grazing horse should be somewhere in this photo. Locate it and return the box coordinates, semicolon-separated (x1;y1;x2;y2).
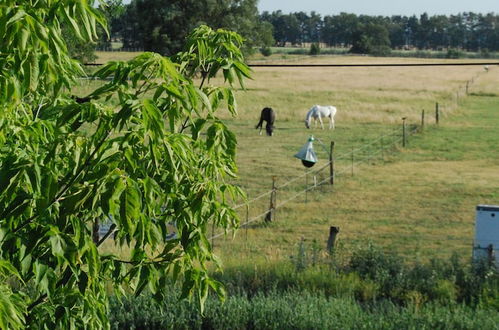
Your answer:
305;105;337;129
255;107;276;136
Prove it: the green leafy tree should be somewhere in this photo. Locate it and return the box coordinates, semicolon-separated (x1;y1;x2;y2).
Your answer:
350;22;392;56
0;0;249;328
120;0;263;55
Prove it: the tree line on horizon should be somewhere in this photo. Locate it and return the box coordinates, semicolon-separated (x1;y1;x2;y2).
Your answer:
71;1;499;60
260;10;499;54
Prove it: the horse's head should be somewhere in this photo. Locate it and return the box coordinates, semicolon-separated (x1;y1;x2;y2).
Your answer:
304;119;310;129
265;124;274;136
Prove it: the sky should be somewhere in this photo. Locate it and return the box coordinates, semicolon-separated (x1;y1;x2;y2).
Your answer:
257;0;499;16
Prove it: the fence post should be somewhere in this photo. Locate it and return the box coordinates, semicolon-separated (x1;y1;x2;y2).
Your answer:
402;117;407;147
329;141;335;185
265;176;277;222
421;109;425;131
327;226;340;253
435;102;439;125
466;81;469;95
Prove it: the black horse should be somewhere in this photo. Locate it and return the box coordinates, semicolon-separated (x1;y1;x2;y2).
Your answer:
255;107;275;136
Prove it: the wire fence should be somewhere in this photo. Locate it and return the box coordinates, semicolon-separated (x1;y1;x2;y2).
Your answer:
210;120;422;243
83;60;493;249
209;66;493;243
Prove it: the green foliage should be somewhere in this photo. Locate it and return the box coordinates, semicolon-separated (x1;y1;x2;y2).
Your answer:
213;243;499;309
105;243;499;328
260;46;272;57
0;1;250;328
121;0;263;55
350;23;392;56
62;24;98;63
262;12;499;53
348;243;404;297
108;290;499;329
309;42;321;55
446;48;464;59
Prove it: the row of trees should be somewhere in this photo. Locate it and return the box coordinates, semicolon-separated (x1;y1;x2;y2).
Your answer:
261;11;499;52
114;0;273;55
104;1;499;57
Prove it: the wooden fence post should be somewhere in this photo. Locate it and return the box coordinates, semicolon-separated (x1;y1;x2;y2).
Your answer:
327;226;340;253
435;102;439;125
402;117;407;147
421;109;425;131
265;176;277;222
329;141;335;185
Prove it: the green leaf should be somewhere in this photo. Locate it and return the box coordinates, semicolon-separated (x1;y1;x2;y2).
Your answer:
119;178;141;237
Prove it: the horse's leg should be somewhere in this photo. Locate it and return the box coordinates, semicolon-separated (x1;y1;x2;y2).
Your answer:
318;114;324;129
256;116;264;135
329;115;334;129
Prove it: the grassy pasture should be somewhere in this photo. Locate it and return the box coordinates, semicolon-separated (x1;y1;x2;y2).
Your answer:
78;53;499;265
208;56;499;265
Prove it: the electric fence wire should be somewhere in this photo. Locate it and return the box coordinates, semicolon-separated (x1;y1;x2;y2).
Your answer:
230;124;411;213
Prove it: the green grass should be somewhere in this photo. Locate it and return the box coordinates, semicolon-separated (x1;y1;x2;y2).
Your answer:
75;54;499;264
109;290;499;329
210;62;499;264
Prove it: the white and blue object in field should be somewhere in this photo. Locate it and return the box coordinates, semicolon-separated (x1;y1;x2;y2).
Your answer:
473;205;499;266
294;136;318;168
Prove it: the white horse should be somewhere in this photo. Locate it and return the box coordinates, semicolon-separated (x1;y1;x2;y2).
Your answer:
304;105;337;129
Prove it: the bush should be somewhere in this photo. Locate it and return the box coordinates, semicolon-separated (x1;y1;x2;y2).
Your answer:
446;48;464;59
309;43;320;55
348;243;405;297
260;46;272;57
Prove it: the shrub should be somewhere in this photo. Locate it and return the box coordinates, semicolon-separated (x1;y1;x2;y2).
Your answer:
309;43;320;55
446;48;464;59
260;46;272;57
348;243;405;297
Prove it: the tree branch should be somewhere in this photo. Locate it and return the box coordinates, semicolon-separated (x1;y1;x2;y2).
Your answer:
11;129;112;235
179;70;208;133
